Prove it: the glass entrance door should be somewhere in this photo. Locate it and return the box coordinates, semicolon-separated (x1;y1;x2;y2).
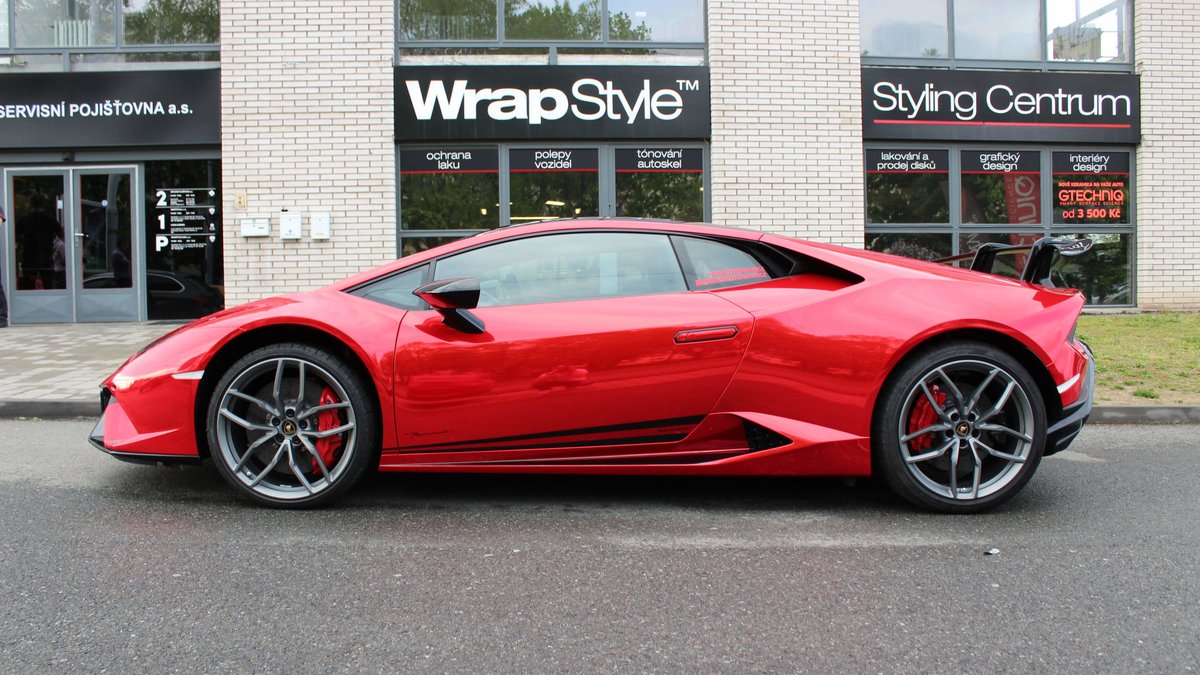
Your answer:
6;171;71;323
4;166;141;323
75;169;138;322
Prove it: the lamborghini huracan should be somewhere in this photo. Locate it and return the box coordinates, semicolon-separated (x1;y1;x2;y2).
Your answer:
91;219;1094;512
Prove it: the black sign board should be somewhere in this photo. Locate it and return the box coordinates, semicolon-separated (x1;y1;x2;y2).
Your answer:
510;148;599;172
399;148;499;173
864;149;949;173
1052;151;1129;224
961;150;1040;174
615;148;703;172
396;65;710;141
0;69;220;149
1052;151;1130;174
152;187;218;253
862;68;1140;144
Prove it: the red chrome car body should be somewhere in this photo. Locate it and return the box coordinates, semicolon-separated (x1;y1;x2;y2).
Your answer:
92;219;1093;507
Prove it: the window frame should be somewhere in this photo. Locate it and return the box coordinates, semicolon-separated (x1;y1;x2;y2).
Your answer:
396;143;711;255
864;142;1137;307
394;0;707;52
1;0;219;69
860;0;1134;72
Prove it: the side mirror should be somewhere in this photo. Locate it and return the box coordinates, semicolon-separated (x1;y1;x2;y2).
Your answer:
413;277;486;334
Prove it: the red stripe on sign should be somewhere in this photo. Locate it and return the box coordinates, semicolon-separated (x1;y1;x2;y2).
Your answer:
510;168;599;173
875;119;1132;129
400;170;499;175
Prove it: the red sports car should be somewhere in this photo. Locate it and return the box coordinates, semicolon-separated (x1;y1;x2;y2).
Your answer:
91;219;1094;512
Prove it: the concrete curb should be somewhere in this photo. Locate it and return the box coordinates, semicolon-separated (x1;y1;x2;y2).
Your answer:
0;400;99;419
1092;406;1200;424
1;399;1197;425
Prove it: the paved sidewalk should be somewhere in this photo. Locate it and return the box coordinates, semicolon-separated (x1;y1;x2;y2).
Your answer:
0;322;180;416
0;320;1197;423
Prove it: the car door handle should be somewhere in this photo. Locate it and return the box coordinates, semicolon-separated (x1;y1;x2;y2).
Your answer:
674;325;739;344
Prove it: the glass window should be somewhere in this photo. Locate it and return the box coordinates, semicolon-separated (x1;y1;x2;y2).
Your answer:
608;0;703;42
1050;232;1131;305
865;149;950;224
16;0;116;48
961;150;1041;225
11;175;68;291
954;0;1040;61
505;0;600;40
355;265;430;311
1;1;9;48
400;149;500;230
80;172;133;287
674;237;770;290
1052;151;1129;225
401;236;464;257
615;147;703;221
142;160;223;320
509;148;599;223
397;0;498;41
121;0;219;45
147;272;185;293
435;232;686;306
860;0;948;58
865;233;953;261
1048;0;1130;63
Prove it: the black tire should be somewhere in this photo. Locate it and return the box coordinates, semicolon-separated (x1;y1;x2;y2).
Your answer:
207;343;379;507
873;341;1046;513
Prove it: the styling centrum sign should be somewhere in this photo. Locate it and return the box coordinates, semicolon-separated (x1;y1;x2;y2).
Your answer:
863;68;1140;144
395;65;710;141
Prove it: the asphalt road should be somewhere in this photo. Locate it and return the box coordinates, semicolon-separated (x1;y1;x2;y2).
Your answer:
1;420;1197;673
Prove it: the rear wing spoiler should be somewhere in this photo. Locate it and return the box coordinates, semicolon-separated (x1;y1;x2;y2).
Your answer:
935;237;1093;287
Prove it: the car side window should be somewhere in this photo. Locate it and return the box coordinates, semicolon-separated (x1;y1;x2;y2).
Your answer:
354;265;429;310
673;236;772;290
433;232;687;308
148;274;185;293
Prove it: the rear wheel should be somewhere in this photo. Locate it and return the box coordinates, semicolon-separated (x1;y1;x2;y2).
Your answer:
874;341;1046;513
207;343;378;507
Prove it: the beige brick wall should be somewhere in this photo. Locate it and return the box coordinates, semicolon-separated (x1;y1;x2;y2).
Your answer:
220;1;396;306
1134;0;1200;308
708;0;864;245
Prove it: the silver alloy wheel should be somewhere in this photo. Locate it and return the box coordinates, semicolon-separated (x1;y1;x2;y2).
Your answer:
897;358;1035;501
214;356;357;501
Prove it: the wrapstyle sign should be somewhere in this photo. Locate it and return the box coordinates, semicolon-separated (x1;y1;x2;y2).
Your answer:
862;68;1140;144
0;69;220;148
395;65;710;141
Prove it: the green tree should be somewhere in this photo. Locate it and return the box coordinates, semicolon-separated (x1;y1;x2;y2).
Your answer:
398;0;497;40
122;0;218;45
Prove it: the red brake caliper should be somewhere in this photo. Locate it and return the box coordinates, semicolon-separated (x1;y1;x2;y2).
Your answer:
313;387;343;473
907;385;947;452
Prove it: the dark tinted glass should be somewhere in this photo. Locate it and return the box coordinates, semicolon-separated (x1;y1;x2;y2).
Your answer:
435;232;685;307
356;265;430;311
674;237;770;290
142;160;224;320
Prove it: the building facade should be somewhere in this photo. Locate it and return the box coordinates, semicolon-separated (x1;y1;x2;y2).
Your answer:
1;0;1196;324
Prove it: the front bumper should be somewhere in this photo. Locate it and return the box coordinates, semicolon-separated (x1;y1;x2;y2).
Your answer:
89;388;202;466
1045;341;1095;456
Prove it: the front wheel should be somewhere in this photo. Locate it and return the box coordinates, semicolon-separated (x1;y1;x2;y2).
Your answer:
874;341;1047;513
207;343;379;507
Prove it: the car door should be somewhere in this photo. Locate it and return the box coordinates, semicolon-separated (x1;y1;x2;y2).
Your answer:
390;231;754;460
